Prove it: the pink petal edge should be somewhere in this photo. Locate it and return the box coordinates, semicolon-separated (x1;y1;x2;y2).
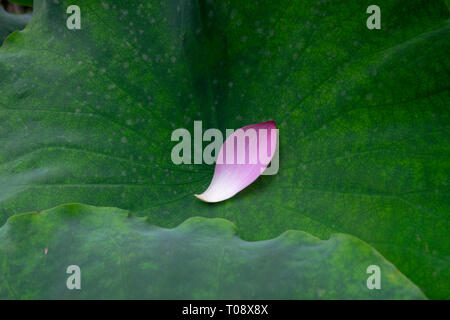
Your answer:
195;121;277;203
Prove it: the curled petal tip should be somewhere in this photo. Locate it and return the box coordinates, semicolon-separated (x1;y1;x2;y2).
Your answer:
194;194;207;202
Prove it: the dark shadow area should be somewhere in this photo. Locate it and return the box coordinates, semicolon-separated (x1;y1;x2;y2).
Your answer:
1;1;32;13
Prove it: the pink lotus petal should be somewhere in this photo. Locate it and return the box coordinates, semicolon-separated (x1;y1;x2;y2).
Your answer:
195;121;277;203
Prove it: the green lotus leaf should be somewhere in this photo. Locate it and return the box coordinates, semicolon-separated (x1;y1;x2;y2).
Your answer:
0;0;448;298
0;203;426;299
0;5;31;44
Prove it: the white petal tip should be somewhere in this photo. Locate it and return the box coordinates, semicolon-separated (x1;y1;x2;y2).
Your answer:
194;194;208;202
194;193;224;203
